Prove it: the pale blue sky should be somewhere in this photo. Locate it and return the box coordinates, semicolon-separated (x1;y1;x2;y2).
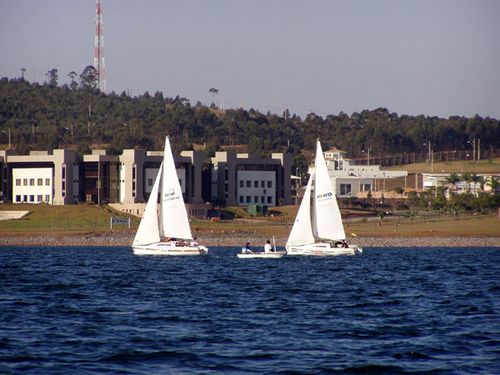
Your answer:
1;0;499;118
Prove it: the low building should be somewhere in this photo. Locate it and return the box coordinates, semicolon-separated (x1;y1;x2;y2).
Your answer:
211;151;292;207
1;146;292;214
321;148;408;198
422;173;500;196
1;149;79;205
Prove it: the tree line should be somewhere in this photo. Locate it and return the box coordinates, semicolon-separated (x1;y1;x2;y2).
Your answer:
1;72;499;175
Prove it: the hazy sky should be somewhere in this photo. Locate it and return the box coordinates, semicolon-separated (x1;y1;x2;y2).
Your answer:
1;0;499;118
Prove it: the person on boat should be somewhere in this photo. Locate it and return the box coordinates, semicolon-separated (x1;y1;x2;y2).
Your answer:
242;242;253;254
190;237;198;246
264;240;273;253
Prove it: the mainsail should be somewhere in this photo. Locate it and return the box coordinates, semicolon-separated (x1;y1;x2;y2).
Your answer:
312;140;346;240
160;136;193;240
133;163;162;246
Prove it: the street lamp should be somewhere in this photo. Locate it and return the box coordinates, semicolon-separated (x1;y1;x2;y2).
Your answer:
2;128;11;149
467;138;476;161
362;147;371;166
423;141;433;173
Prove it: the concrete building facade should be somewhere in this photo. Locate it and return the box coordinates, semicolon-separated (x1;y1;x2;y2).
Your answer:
1;147;292;215
211;151;292;207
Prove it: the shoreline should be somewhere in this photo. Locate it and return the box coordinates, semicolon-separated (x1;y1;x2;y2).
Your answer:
1;233;499;248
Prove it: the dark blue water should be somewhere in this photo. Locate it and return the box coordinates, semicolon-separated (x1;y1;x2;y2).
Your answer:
1;246;499;374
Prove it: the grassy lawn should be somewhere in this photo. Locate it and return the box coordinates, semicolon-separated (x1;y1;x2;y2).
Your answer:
346;214;500;238
1;204;499;238
0;204;139;234
385;158;500;174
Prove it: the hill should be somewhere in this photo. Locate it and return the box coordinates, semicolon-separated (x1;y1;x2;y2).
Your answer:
1;76;500;174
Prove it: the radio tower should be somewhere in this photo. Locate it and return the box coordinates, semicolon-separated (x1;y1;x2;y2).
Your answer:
94;0;106;92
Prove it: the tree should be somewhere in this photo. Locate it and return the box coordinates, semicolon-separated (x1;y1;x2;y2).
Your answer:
45;68;58;86
462;172;473;193
80;66;97;89
445;173;461;194
68;71;78;90
486;176;499;193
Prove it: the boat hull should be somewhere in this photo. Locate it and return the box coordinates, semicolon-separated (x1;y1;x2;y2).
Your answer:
237;252;286;259
133;243;208;256
286;243;362;256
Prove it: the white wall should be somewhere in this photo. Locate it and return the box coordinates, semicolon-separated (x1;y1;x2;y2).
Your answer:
12;168;53;204
236;170;276;206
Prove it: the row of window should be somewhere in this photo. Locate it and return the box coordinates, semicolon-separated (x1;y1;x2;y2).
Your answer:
239;196;273;204
338;183;372;195
239;180;273;188
15;178;51;187
15;194;51;203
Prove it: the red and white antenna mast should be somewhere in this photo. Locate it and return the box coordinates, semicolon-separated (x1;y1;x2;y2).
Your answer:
94;0;106;92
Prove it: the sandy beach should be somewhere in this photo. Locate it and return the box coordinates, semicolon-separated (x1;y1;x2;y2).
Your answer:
0;232;499;248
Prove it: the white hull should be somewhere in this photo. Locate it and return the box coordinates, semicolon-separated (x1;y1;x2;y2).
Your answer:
286;243;362;256
133;242;208;256
237;251;286;259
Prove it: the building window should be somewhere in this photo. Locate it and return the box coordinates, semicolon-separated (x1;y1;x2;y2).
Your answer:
16;179;21;186
29;195;34;202
62;166;66;179
340;184;352;195
45;194;50;202
261;196;265;203
23;195;27;202
239;180;244;188
23;179;28;186
148;178;153;187
239;196;243;203
132;166;136;180
267;196;272;204
267;180;272;188
261;181;265;188
254;196;258;203
246;181;251;188
254;180;258;188
360;183;371;192
132;182;136;190
246;196;250;203
45;178;50;186
29;179;35;186
37;178;43;186
15;195;21;202
37;194;42;202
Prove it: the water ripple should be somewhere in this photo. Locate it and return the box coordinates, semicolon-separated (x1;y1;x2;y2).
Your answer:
0;246;499;373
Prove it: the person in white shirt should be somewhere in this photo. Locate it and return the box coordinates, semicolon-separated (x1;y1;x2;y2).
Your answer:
189;237;198;246
264;240;273;253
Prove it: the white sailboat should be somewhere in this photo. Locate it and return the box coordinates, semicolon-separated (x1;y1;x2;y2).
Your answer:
286;140;363;256
132;136;208;256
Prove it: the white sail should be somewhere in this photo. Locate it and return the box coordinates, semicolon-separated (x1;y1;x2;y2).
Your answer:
160;136;193;240
313;140;346;240
133;163;162;246
286;174;315;247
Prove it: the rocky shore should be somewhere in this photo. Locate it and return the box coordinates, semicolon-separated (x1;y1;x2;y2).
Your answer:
0;232;499;248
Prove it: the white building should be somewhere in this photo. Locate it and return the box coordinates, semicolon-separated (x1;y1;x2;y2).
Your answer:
422;173;500;195
2;149;79;205
321;148;408;198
